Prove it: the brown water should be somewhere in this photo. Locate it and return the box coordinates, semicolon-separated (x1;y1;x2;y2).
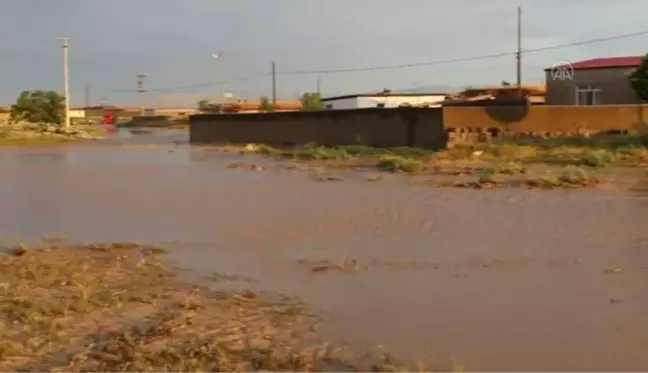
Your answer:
2;129;648;371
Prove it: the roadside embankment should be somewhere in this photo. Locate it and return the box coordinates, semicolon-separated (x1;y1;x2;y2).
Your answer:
0;121;104;146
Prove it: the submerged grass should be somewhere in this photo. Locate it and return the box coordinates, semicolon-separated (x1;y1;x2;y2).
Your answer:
526;167;600;189
240;134;648;170
376;155;424;173
0;241;450;372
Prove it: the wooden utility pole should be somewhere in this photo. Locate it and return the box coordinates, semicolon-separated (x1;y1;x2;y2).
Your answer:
136;73;147;116
516;7;522;88
317;77;321;95
271;62;277;105
58;36;73;129
84;85;90;107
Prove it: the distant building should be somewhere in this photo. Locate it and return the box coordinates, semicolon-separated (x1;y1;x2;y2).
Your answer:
206;100;302;113
320;90;448;110
544;56;644;105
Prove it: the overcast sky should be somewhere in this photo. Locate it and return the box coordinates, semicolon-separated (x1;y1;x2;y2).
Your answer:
1;0;647;107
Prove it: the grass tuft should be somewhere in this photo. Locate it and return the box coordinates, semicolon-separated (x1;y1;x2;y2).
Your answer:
376;155;424;173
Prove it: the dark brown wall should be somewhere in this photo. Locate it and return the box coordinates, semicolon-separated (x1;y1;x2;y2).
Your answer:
190;108;445;149
546;67;641;105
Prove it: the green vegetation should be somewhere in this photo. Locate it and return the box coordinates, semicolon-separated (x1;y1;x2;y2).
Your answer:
254;143;433;160
376;155;424;173
629;53;648;101
223;135;648;190
439;134;648;167
489;161;527;175
526;167;599;189
241;134;648;169
0;134;72;146
300;92;323;110
196;99;210;111
9;90;65;124
259;96;275;112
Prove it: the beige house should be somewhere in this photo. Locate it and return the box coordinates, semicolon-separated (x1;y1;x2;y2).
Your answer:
545;56;644;105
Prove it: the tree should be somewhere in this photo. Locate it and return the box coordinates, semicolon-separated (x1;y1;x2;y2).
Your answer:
197;99;211;111
501;80;512;86
10;90;65;124
629;53;648;101
299;92;322;110
259;96;275;112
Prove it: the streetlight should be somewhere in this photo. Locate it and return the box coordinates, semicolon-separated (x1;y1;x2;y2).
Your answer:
212;51;224;113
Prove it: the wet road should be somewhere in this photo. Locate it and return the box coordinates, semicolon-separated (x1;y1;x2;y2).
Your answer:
2;129;648;371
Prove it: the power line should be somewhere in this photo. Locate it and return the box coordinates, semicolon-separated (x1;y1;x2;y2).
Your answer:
277;29;648;75
109;29;648;93
109;73;270;93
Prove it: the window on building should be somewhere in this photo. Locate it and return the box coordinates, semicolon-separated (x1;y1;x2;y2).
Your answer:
575;86;602;105
376;103;385;108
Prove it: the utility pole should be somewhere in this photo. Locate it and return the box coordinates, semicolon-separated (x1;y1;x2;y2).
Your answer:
58;36;73;129
317;77;321;96
136;73;147;116
84;85;90;107
516;6;522;88
271;61;277;106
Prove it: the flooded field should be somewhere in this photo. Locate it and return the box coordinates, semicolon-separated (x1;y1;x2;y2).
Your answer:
2;129;648;371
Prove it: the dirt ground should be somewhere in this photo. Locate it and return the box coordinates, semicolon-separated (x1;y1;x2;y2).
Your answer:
0;241;437;372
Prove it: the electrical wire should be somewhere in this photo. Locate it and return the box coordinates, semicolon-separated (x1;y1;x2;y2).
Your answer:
278;30;648;75
108;72;271;93
110;30;648;92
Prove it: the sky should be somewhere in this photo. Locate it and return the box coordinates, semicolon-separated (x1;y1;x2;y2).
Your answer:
1;0;648;107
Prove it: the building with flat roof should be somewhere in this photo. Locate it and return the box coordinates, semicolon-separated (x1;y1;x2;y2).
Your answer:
321;90;449;110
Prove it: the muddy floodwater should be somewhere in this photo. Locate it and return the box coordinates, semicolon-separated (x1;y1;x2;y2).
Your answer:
2;129;648;371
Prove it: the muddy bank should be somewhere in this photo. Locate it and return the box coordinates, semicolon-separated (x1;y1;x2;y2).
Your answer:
0;241;433;372
195;139;648;191
0;122;104;146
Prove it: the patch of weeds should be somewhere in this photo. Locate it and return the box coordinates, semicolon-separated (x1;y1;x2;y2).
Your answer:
526;171;561;189
224;161;265;171
558;166;600;187
526;167;599;189
296;146;352;160
579;150;615;168
310;174;344;182
365;174;385;182
490;143;538;159
376;155;424;173
491;161;527;175
297;258;369;273
454;169;500;189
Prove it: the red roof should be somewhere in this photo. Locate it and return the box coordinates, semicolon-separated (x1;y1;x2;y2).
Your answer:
548;56;644;70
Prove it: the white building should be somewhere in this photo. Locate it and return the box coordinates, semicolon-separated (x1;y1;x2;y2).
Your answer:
320;92;449;110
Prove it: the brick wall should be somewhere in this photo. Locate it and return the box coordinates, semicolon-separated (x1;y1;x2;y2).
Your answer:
190;108;446;149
